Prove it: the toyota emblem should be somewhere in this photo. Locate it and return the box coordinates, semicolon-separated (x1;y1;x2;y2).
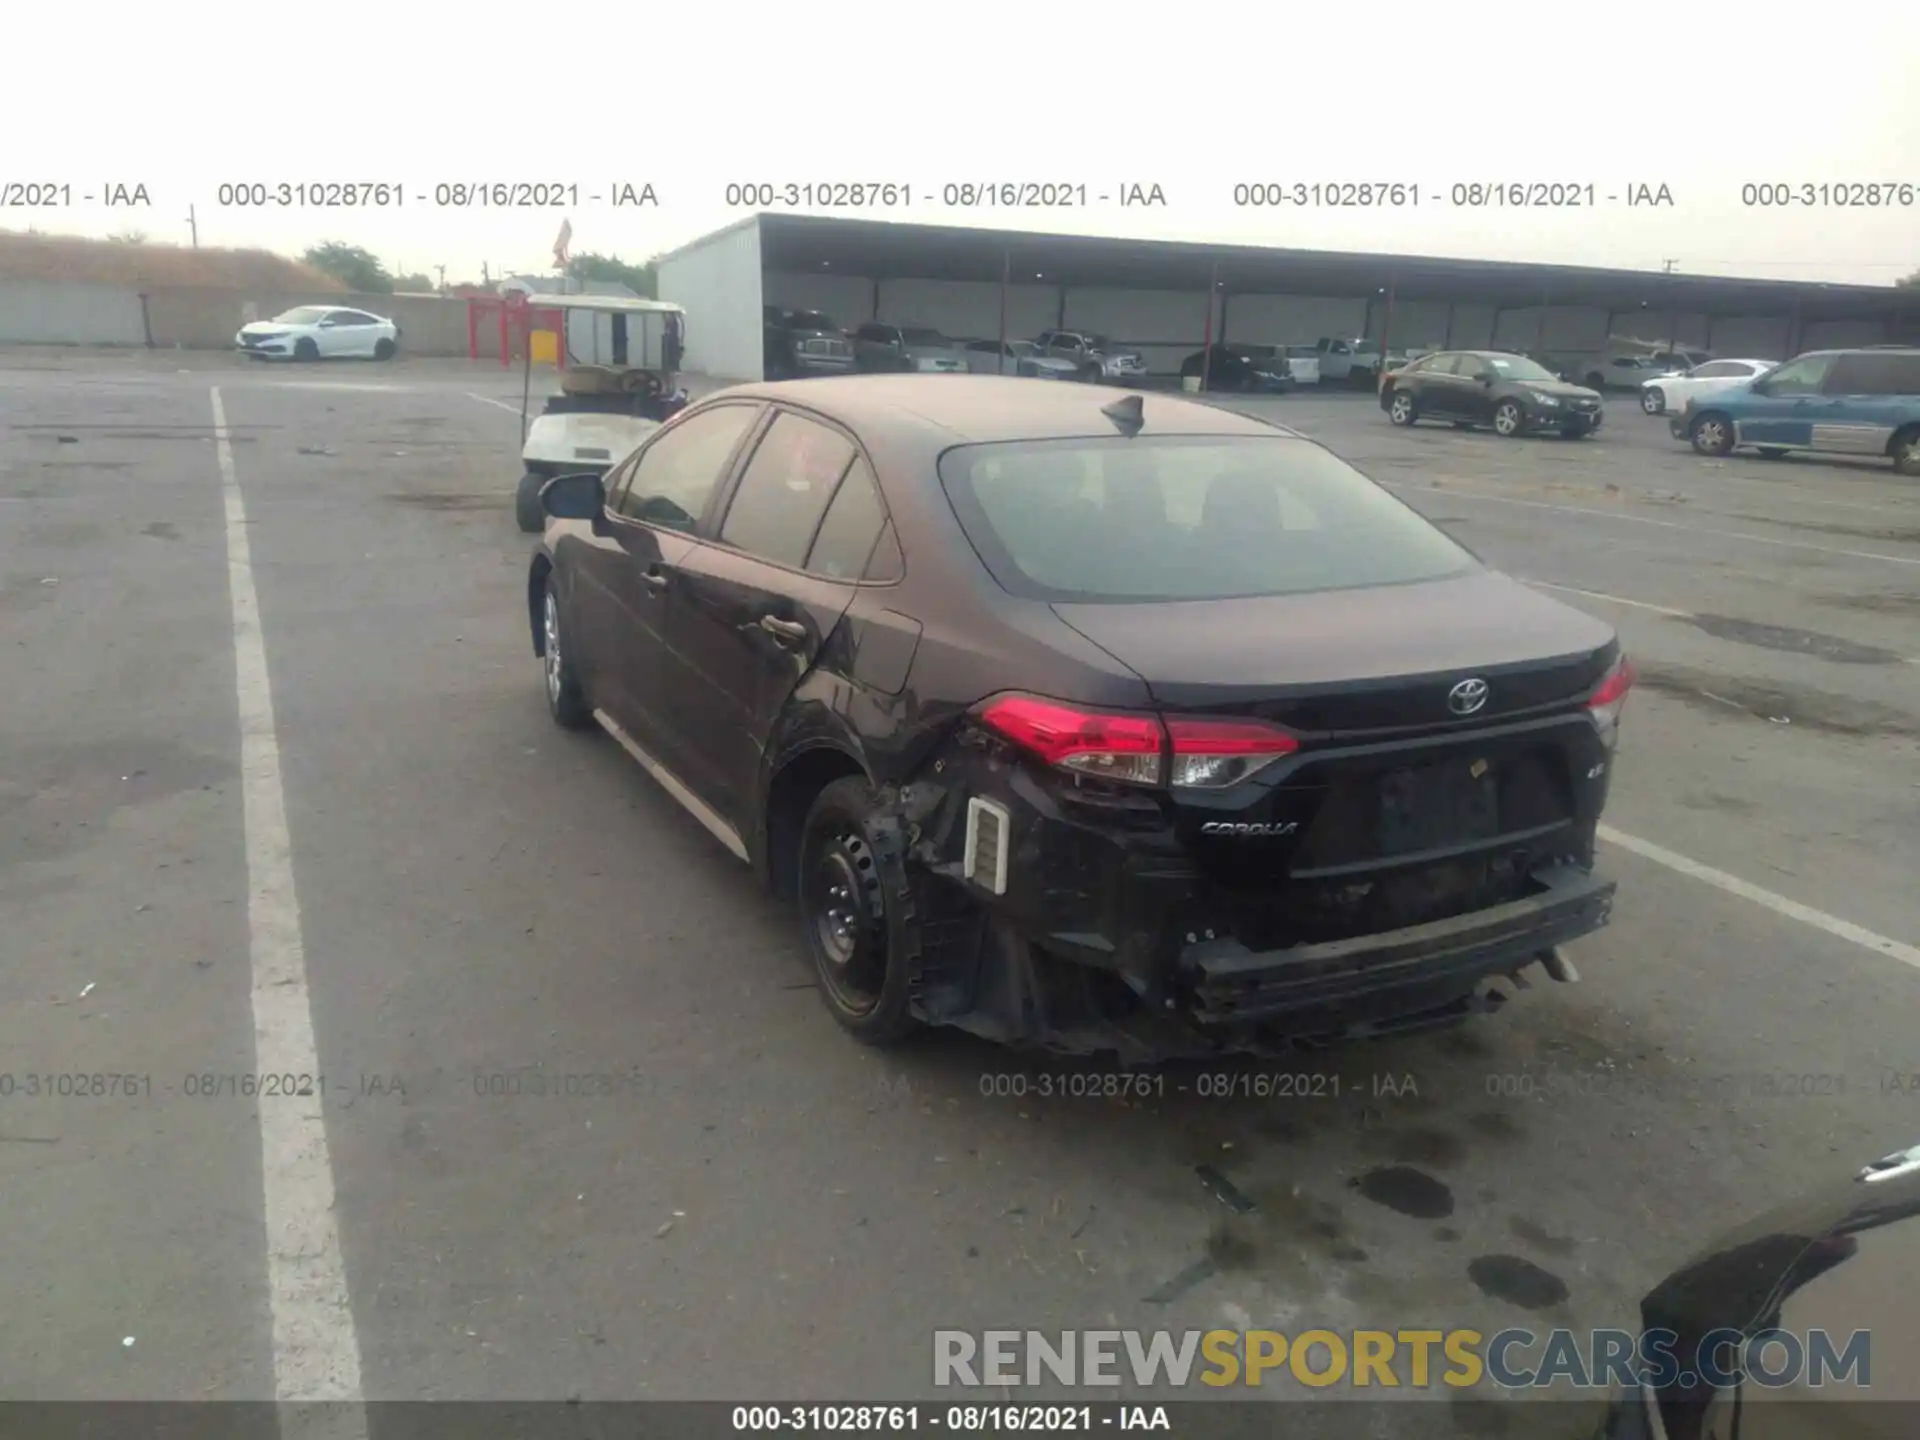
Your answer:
1448;678;1490;716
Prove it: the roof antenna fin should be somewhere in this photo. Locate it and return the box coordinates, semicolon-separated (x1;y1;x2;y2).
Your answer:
1101;392;1145;437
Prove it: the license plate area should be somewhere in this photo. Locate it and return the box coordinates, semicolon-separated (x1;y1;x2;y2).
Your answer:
1377;759;1500;857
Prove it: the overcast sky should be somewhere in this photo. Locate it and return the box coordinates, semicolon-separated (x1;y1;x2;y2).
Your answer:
7;3;1917;286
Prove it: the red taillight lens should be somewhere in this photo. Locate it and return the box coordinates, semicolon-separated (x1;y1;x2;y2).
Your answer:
1166;717;1299;790
973;698;1302;790
974;696;1164;785
1587;654;1636;746
1589;655;1636;709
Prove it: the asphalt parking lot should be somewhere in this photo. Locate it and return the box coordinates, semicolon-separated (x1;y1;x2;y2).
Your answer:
3;350;1918;1434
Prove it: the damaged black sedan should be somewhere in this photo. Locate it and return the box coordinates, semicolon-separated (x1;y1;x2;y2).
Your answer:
526;375;1634;1062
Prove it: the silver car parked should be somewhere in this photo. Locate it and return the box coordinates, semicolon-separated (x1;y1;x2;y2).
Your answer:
852;322;969;374
962;339;1081;379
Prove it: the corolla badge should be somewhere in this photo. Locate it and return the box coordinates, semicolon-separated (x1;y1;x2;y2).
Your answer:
1447;678;1490;716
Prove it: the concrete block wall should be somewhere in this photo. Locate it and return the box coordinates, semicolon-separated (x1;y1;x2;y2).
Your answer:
0;280;148;345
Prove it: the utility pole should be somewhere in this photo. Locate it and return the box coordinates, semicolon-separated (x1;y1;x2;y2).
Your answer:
1661;258;1680;357
187;205;199;248
436;264;446;293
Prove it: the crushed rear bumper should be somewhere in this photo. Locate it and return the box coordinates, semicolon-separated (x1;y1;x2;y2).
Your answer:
886;731;1619;1062
1182;863;1614;1030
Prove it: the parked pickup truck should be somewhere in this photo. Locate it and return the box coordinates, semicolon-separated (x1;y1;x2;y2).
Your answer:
1316;336;1407;385
764;307;854;379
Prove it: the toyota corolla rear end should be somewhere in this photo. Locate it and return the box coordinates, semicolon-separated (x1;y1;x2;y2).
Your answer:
913;429;1630;1059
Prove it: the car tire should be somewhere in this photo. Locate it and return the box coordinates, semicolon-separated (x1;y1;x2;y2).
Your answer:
294;337;320;362
1493;400;1525;438
798;776;919;1047
515;472;547;533
1689;411;1735;456
373;338;396;361
1387;389;1418;426
1756;447;1790;460
539;579;593;730
1890;426;1920;476
1642;388;1665;415
1584;371;1606;390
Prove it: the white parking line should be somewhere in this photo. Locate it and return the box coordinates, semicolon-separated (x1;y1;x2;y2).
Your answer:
468;392;520;413
1383;480;1920;568
1523;579;1920;663
1598;824;1920;970
1522;580;1693;618
212;388;369;1423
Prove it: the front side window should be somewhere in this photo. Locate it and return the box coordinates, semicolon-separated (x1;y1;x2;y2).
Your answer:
1762;353;1836;396
615;403;760;530
718;412;857;567
939;435;1477;603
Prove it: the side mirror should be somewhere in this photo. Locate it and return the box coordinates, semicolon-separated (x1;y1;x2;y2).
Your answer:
1476;370;1498;385
542;471;605;522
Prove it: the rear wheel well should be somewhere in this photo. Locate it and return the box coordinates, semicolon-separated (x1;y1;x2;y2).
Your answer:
765;747;871;901
527;557;552;655
1890;422;1920;457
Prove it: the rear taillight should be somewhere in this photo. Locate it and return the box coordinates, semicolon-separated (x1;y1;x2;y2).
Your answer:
1166;717;1298;790
974;696;1164;785
1587;654;1636;745
972;697;1300;790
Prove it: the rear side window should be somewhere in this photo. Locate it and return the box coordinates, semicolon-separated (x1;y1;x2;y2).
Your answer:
718;412;856;567
1827;351;1920;396
805;456;889;580
939;435;1477;603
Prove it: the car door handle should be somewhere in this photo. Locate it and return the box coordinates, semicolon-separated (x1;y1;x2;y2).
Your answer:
758;615;808;643
639;567;670;592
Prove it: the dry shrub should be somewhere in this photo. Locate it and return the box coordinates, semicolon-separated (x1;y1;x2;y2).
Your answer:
0;229;349;291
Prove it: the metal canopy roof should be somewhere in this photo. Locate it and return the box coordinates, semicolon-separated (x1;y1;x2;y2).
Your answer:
519;293;685;315
745;213;1911;321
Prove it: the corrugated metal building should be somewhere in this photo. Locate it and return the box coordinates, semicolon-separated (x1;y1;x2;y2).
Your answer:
654;213;1919;384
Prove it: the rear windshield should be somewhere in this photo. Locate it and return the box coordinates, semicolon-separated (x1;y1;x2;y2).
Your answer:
938;435;1478;602
786;311;839;332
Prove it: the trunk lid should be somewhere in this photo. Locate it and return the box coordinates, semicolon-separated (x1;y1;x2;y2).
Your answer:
1051;571;1621;937
1050;569;1617;735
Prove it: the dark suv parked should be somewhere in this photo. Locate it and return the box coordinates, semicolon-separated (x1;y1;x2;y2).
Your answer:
764;307;854;380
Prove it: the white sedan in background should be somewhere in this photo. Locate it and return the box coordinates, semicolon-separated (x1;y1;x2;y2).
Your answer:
235;306;401;361
1639;357;1775;415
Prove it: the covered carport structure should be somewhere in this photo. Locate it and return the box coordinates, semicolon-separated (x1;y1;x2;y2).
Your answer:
654;212;1920;383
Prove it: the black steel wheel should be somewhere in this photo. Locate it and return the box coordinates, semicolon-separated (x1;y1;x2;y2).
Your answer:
798;777;918;1045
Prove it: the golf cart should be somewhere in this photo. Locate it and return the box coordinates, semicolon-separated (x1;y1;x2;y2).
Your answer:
513;293;689;532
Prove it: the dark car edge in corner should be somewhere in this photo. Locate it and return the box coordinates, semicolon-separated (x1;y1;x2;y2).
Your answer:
1598;1138;1920;1440
1382;350;1605;438
524;376;1634;1064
